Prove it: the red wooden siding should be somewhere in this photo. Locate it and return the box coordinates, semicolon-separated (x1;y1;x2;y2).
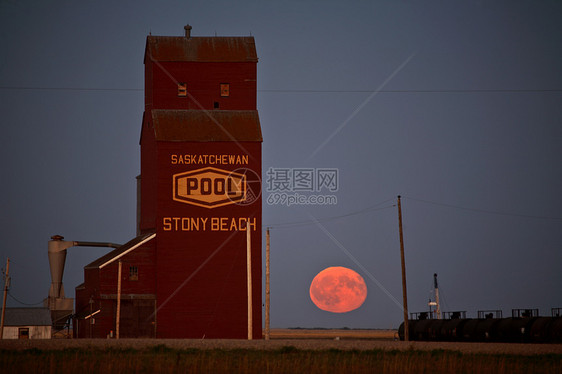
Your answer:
75;241;156;338
155;141;261;338
76;29;262;339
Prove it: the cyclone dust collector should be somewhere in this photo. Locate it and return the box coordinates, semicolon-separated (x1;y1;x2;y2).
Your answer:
46;235;120;331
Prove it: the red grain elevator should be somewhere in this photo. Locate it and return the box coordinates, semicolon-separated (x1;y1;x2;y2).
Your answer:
75;25;262;339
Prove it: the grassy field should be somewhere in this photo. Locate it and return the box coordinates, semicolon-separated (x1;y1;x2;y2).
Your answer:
1;330;561;373
268;328;397;340
1;344;561;374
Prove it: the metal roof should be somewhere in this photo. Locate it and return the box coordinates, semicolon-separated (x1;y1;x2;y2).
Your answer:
3;308;52;326
145;36;258;63
151;110;262;142
84;231;156;270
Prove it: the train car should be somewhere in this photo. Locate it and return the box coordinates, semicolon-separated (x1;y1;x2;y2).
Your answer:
547;317;562;343
492;317;536;342
399;316;562;343
438;318;469;341
460;318;500;342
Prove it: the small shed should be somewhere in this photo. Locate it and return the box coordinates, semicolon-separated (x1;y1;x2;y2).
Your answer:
1;308;52;339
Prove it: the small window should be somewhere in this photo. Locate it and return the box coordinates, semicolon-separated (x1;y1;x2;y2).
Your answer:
18;328;29;340
214;101;220;109
178;83;187;97
129;266;138;281
220;83;230;97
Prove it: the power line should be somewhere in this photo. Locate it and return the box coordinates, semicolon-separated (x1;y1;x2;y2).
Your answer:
266;194;562;230
7;291;44;306
1;86;561;94
0;86;143;92
260;89;562;94
403;196;562;221
266;197;395;229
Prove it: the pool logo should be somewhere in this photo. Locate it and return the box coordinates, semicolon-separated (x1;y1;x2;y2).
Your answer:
173;167;246;208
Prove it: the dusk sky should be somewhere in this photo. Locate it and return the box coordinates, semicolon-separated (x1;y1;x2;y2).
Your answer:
1;0;561;329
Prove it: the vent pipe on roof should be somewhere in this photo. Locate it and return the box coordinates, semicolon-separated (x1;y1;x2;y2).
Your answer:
184;24;192;38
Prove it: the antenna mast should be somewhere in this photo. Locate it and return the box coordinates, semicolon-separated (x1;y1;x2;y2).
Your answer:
428;273;441;319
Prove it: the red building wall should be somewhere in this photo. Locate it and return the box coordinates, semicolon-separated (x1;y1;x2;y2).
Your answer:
154;141;261;338
75;242;156;338
150;62;256;111
142;32;262;338
139;116;158;232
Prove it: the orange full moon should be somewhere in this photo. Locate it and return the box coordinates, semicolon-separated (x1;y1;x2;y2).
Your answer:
309;266;367;313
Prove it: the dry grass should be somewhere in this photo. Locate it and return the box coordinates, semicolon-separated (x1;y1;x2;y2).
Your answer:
1;344;561;374
1;329;561;374
268;328;397;340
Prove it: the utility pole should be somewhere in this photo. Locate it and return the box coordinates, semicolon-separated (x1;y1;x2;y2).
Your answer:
265;227;270;340
246;222;253;340
0;258;10;339
89;296;93;338
116;260;122;339
397;196;409;341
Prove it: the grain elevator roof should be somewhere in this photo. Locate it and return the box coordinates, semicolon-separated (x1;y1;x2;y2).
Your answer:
151;110;262;142
145;36;258;63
